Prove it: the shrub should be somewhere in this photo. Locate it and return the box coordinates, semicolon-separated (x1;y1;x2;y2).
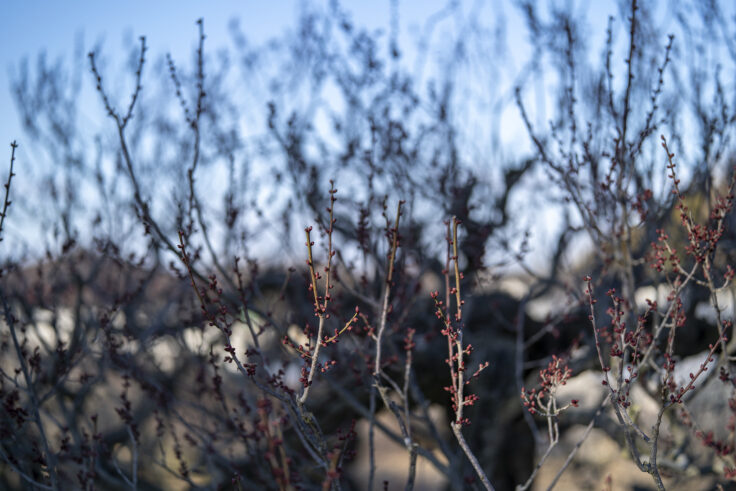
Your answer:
2;1;736;489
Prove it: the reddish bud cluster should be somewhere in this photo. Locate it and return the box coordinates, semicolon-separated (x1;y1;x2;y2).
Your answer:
521;355;576;417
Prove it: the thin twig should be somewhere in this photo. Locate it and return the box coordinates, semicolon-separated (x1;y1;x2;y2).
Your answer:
0;141;17;244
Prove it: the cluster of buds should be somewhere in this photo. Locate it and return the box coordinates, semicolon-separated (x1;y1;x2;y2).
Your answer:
521;355;578;416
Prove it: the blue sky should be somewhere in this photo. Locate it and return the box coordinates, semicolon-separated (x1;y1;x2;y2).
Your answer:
1;1;301;146
1;1;621;159
1;1;574;148
0;1;528;253
4;0;713;267
0;1;626;263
